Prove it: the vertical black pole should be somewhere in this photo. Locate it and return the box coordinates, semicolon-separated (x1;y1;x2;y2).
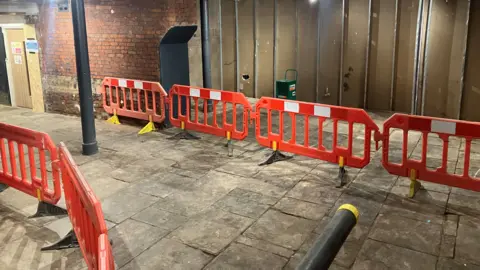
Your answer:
200;0;212;89
71;0;98;156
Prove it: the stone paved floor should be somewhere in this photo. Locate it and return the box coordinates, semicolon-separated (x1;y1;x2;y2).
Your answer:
0;104;480;269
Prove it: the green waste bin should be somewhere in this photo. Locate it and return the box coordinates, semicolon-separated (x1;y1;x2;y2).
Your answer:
276;69;297;100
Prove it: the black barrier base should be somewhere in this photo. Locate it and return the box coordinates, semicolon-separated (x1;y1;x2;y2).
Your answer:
30;202;68;218
259;151;293;166
0;183;8;192
168;130;201;140
337;167;347;188
41;230;79;251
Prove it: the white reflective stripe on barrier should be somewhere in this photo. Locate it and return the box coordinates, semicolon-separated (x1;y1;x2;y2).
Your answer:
284;101;299;113
314;105;331;118
119;79;127;88
190;88;200;97
431;120;456;135
134;81;143;89
210;91;222;101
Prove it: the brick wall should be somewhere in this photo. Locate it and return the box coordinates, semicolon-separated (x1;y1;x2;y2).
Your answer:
36;0;198;116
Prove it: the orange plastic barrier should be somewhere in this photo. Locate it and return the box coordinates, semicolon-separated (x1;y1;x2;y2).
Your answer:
0;123;61;205
59;143;114;270
101;77;168;134
255;97;381;184
168;85;253;141
382;113;480;197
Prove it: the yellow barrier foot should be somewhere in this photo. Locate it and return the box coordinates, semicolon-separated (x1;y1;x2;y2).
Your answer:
40;230;79;251
138;121;156;135
30;201;68;218
337;166;347;188
409;179;422;198
107;114;120;125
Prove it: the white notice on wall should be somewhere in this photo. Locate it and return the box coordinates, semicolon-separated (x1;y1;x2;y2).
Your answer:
14;55;22;65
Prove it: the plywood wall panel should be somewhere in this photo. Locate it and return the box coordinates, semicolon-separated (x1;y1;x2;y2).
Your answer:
461;0;480;121
221;0;237;91
317;0;342;105
257;0;275;98
238;0;255;97
297;0;318;102
367;0;395;111
209;0;222;90
276;0;296;89
342;0;369;108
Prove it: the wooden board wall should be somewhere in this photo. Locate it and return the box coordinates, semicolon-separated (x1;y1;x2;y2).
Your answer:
422;0;456;118
367;0;395;111
317;0;342;105
238;0;255;97
276;0;296;90
257;0;275;98
209;0;222;90
221;0;237;91
462;0;480;121
296;0;318;102
342;0;369;108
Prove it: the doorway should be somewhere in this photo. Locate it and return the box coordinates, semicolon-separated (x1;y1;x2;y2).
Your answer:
0;27;10;105
4;28;32;109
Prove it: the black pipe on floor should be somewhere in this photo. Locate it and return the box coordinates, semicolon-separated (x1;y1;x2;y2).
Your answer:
71;0;98;156
296;204;359;270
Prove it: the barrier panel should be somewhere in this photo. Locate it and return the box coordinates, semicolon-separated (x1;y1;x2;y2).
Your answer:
382;113;480;197
57;143;113;269
168;85;253;145
0;122;65;216
255;97;381;186
101;77;168;134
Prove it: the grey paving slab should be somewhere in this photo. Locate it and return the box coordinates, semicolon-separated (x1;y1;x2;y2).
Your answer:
215;157;263;178
396;178;451;194
329;193;383;226
286;181;343;205
253;162;308;189
386;186;448;216
102;187;160;223
153;190;224;217
119;238;213;270
379;204;444;225
244;209;317;250
169;208;253;254
84;176;130;201
171;150;230;174
436;257;480;270
110;156;176;183
234;177;290;199
213;194;269;219
352;239;437;270
443;214;459;236
447;192;480;216
274;197;331;220
131;207;188;231
204;243;288;270
310;161;362;186
368;213;442;255
130;171;198;198
109;219;169;268
411;145;459;162
227;188;279;206
456;216;480;265
235;235;294;258
440;234;455;258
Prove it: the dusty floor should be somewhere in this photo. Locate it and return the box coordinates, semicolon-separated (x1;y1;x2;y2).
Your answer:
0;104;480;270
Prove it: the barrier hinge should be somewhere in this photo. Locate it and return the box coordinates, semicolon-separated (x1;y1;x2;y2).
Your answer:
249;111;257;124
373;130;384;151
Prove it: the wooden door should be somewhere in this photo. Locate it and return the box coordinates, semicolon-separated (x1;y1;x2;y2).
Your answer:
0;28;10;105
5;29;31;109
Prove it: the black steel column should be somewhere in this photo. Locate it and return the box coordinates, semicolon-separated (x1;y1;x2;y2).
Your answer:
71;0;98;156
200;0;212;89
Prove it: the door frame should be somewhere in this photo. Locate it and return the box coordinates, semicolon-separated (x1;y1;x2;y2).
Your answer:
0;24;24;108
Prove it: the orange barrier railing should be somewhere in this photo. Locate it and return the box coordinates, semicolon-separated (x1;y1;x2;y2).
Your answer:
101;77;168;134
168;85;253;143
58;143;114;270
255;97;381;186
0;123;62;207
382;113;480;197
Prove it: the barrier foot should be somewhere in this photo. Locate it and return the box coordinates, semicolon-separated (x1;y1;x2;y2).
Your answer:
0;183;8;192
106;114;120;125
168;130;200;140
41;230;79;251
336;167;347;188
138;121;156;135
30;202;68;218
409;179;422;198
259;151;292;166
